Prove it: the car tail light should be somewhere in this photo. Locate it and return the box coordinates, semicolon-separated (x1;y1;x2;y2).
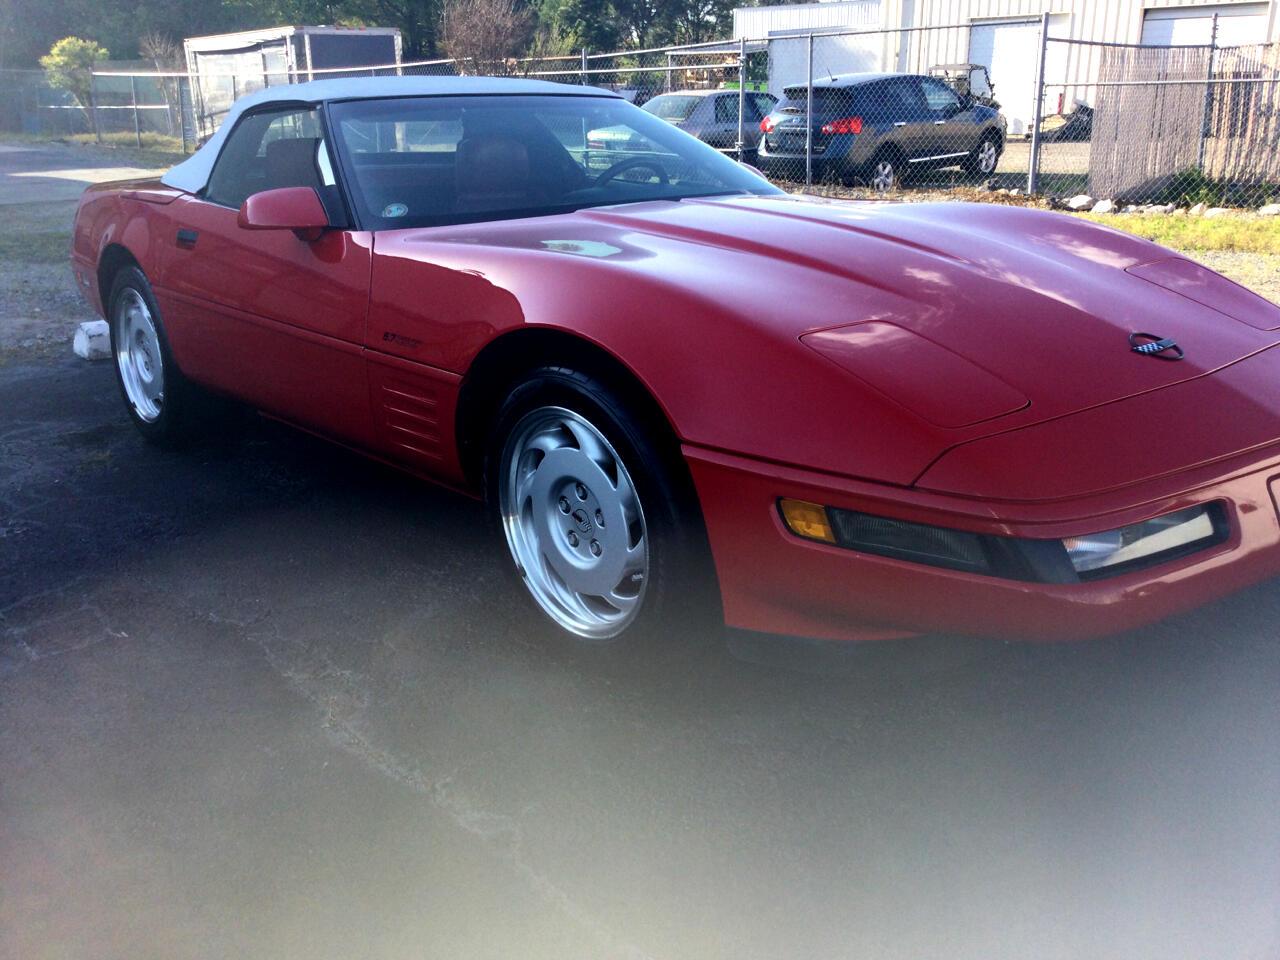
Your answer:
820;116;863;135
760;116;776;133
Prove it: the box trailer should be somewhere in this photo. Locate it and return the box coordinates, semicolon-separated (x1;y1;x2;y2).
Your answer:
184;25;403;136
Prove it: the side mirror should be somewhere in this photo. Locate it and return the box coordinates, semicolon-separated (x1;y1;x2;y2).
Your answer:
237;186;329;241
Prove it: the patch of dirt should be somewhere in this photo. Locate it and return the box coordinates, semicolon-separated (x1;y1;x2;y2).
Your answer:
1195;251;1280;305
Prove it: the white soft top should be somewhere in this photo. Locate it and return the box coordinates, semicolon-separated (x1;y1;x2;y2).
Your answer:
161;75;619;194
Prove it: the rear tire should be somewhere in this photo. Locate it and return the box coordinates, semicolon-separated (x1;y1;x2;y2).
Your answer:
866;149;902;193
107;265;206;446
483;366;716;645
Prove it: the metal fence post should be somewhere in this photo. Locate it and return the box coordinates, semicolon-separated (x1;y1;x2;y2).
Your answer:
737;37;747;161
1027;11;1051;194
1197;13;1219;172
130;75;142;147
581;48;588;85
805;33;814;188
177;77;189;154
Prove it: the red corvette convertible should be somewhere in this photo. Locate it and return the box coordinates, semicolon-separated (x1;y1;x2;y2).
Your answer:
72;77;1280;642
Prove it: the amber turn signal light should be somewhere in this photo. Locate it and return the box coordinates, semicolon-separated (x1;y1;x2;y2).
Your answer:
779;499;836;544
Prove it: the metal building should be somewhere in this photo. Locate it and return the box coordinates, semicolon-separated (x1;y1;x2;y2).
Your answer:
733;0;1280;133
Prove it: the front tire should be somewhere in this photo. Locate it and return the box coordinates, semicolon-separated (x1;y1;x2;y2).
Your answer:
107;265;203;445
484;366;713;643
967;133;1001;178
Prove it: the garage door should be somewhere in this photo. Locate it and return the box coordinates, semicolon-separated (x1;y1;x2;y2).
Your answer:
1141;3;1270;47
969;19;1041;136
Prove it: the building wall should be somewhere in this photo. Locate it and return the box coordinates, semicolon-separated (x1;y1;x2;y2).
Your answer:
733;0;1277;131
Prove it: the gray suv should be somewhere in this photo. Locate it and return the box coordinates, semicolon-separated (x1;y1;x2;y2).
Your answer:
757;72;1005;189
642;90;778;157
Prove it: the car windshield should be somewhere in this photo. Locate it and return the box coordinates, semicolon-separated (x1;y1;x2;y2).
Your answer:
642;94;702;121
328;94;779;229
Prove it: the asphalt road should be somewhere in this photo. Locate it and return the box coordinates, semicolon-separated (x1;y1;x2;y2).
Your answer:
2;142;1279;960
4;354;1280;960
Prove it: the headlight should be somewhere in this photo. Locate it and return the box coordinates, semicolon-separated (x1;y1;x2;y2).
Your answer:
779;499;1227;583
1063;505;1224;579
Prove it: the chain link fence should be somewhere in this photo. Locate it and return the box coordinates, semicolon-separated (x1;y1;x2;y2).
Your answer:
2;19;1277;209
1040;26;1280;210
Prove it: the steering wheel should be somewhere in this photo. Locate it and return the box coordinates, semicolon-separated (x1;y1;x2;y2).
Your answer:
594;156;670;187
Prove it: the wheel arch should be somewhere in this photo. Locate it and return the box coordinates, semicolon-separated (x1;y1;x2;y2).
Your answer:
96;243;141;312
454;326;685;490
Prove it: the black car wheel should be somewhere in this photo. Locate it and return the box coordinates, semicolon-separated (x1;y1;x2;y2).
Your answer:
967;133;1002;178
107;265;210;446
484;366;718;645
867;150;901;193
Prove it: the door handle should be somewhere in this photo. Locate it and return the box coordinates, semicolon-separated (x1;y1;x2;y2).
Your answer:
176;229;198;249
893;121;907;127
934;120;946;125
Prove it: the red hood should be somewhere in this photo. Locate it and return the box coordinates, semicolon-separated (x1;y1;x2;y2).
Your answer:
376;194;1280;487
572;195;1280;429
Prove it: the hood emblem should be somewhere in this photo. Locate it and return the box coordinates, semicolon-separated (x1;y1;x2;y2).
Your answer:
1129;332;1184;361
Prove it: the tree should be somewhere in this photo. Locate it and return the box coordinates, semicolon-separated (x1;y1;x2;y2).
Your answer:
40;36;109;141
438;0;532;74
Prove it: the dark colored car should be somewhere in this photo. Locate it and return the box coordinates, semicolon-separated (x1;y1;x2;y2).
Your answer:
642;89;778;156
757;72;1006;189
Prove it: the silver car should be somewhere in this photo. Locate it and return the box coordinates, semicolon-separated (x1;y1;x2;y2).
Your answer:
642;89;778;156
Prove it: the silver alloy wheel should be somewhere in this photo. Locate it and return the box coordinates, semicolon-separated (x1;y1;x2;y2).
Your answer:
977;139;999;174
872;159;896;192
114;287;165;423
499;406;649;639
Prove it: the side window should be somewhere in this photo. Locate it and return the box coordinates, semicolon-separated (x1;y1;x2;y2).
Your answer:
205;106;329;208
920;78;962;114
714;95;739;124
872;80;926;122
752;94;777;118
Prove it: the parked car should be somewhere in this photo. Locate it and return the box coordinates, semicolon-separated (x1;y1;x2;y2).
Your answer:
642;89;777;156
73;76;1280;644
757;72;1006;189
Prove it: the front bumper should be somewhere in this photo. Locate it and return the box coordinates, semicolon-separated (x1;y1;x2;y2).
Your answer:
685;443;1280;641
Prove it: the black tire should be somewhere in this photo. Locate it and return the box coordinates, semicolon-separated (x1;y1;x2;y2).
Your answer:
864;147;903;193
482;366;718;646
107;265;206;446
966;132;1002;179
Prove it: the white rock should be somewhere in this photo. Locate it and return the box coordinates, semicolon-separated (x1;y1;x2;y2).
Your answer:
1123;205;1139;213
1189;202;1206;216
1008;188;1022;196
1091;199;1115;214
1065;194;1094;210
1203;206;1230;218
1259;203;1280;216
73;320;111;361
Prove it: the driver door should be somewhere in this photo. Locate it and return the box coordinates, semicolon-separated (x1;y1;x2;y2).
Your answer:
159;105;376;446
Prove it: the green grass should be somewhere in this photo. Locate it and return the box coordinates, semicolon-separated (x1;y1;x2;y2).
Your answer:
1078;212;1280;253
0;230;71;265
0;131;186;167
